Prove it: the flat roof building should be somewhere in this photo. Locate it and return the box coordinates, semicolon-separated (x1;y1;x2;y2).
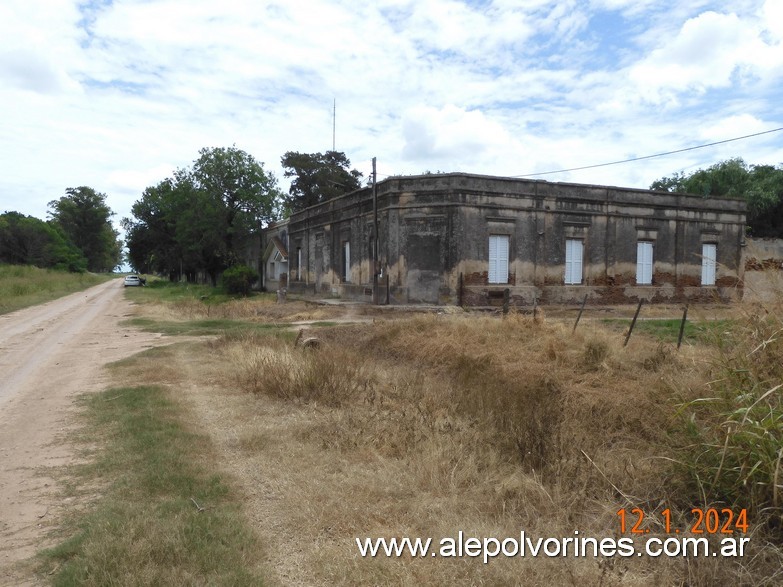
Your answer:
262;173;746;306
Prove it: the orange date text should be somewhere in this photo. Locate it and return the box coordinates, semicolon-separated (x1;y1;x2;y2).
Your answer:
616;507;748;535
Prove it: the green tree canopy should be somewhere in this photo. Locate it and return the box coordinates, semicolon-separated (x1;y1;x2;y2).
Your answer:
122;176;185;276
281;150;363;214
124;146;283;283
191;146;282;258
0;211;87;271
47;187;122;271
651;158;783;237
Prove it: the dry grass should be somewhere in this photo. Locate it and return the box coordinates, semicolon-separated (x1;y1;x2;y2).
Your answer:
107;288;783;586
202;310;780;585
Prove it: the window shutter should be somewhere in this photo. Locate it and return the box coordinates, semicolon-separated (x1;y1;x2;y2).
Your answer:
701;243;716;285
565;239;583;284
636;242;653;285
488;235;509;284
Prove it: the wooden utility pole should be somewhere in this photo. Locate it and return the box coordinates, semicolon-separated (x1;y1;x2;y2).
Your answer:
372;157;378;304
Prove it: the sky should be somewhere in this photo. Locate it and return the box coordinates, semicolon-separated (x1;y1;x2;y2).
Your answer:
1;0;782;237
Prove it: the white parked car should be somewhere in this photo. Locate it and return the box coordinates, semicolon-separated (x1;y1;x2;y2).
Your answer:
123;275;142;287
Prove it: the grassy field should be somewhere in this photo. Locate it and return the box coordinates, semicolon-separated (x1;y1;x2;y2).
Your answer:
41;286;783;586
0;264;116;314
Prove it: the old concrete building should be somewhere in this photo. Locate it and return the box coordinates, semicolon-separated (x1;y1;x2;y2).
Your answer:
262;173;746;306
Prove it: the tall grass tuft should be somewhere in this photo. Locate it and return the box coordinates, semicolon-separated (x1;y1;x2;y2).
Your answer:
223;334;376;407
679;307;783;530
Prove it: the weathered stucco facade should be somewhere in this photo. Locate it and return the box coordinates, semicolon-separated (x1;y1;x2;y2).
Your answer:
263;173;746;306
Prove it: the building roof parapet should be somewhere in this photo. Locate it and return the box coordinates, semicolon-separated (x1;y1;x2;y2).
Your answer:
285;171;746;222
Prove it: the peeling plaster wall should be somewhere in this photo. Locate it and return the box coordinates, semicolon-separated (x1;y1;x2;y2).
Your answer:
275;173;746;306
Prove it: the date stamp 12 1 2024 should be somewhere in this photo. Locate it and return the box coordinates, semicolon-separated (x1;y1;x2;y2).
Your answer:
617;508;749;535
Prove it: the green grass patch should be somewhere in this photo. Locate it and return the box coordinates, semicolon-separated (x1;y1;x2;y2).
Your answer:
601;318;734;344
127;279;276;306
0;264;115;314
38;385;264;586
131;279;230;304
123;317;290;336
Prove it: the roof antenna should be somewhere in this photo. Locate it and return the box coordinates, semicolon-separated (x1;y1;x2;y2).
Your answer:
332;98;336;152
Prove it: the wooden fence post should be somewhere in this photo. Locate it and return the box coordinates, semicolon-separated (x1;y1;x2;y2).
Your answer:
573;293;588;333
624;299;644;347
677;304;689;350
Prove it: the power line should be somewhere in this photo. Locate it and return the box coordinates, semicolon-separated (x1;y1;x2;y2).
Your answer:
511;126;783;178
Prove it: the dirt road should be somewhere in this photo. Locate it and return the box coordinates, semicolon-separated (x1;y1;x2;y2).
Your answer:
0;280;161;585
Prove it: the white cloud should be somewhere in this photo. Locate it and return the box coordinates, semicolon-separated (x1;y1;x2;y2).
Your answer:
763;0;783;40
0;0;781;230
629;7;782;101
401;104;517;164
630;12;744;94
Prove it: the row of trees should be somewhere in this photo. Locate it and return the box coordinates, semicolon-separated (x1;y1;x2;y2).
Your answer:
651;158;783;238
0;187;122;272
123;147;363;282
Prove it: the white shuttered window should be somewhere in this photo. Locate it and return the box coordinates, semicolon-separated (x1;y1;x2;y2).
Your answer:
343;241;351;282
488;235;509;284
636;241;653;285
564;239;583;284
701;243;717;286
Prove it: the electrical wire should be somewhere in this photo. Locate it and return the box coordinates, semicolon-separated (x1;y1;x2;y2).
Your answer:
510;126;783;178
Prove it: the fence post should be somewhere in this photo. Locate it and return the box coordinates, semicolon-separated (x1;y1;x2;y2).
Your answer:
624;299;644;347
573;293;588;333
677;304;689;350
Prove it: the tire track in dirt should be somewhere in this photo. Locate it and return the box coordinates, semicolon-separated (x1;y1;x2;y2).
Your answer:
0;280;162;586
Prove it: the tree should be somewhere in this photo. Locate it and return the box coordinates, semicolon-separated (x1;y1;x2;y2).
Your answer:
122;176;186;276
48;187;122;271
651;158;783;237
0;211;87;271
124;146;283;283
191;146;282;268
281;150;363;214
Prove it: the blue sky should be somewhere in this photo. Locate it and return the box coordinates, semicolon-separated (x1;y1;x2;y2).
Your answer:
1;0;781;232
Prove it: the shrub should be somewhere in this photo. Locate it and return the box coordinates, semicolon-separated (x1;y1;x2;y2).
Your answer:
221;264;258;296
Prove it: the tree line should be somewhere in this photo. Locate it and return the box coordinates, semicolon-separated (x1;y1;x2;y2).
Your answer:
1;187;122;272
